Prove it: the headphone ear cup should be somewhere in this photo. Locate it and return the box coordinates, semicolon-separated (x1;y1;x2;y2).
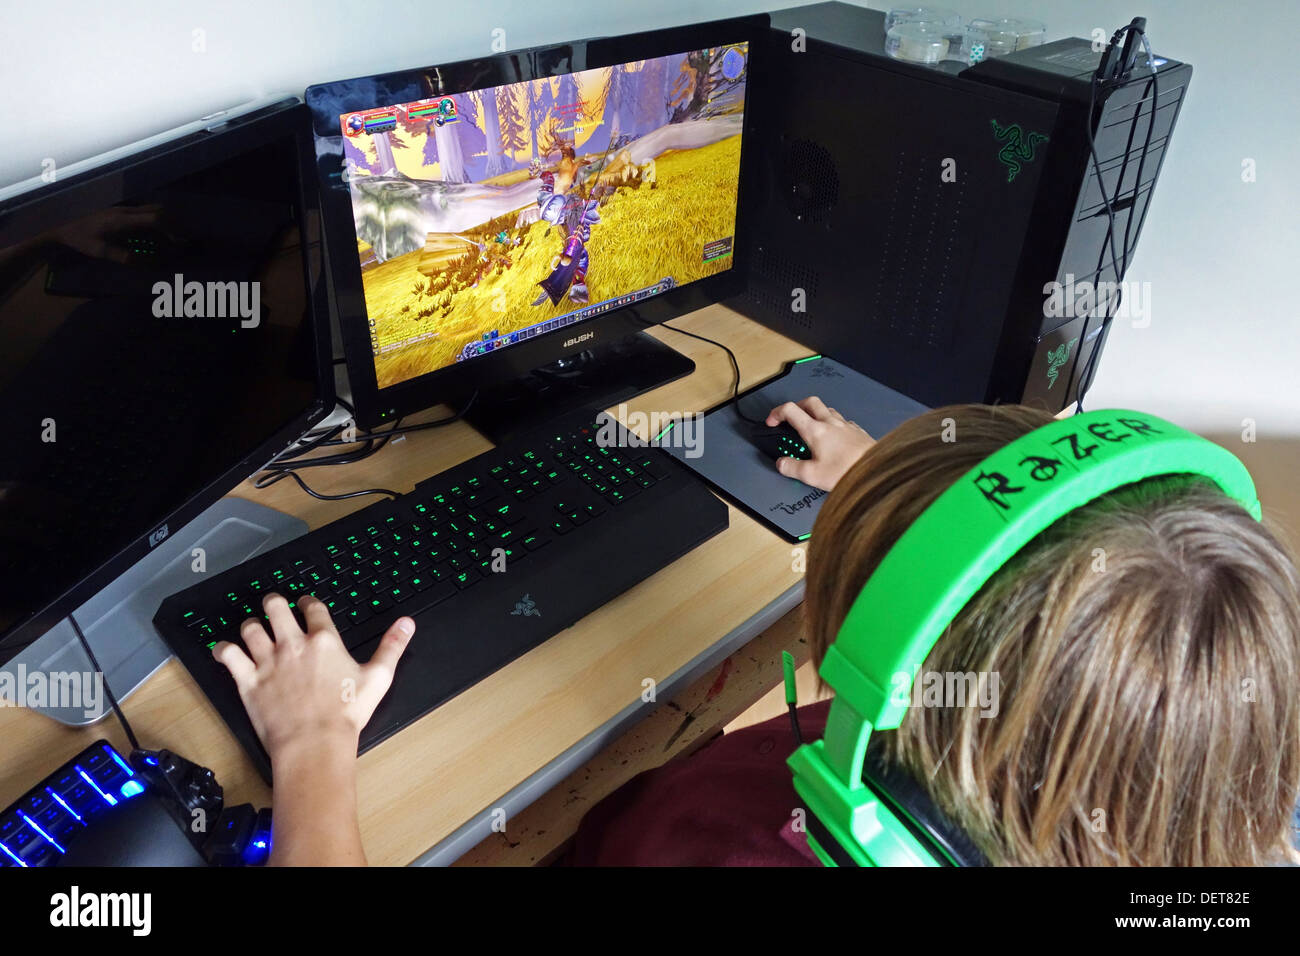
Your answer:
861;741;990;867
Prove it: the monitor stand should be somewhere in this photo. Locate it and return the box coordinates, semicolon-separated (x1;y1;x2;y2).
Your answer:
460;330;694;444
0;497;306;726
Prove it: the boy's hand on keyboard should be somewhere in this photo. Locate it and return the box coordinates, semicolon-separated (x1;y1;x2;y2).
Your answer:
766;397;875;491
212;594;415;865
211;593;416;761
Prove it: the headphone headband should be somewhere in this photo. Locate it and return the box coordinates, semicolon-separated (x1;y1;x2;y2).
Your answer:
790;409;1259;865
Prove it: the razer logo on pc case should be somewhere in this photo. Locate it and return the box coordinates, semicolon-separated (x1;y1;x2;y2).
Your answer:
1045;337;1078;389
991;119;1049;182
511;594;541;618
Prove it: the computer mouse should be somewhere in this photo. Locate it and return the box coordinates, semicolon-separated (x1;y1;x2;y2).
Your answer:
748;423;811;462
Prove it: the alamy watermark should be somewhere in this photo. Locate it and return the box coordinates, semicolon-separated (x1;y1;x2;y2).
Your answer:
1043;273;1150;329
595;403;704;458
152;273;260;327
0;665;104;720
890;669;1000;718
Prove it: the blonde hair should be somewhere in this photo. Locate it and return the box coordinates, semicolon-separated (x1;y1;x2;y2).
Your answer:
805;404;1300;866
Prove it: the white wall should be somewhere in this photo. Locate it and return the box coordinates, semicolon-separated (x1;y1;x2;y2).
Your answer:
4;0;1297;434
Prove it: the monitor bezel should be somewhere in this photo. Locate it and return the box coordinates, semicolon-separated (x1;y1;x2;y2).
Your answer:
0;101;335;659
306;14;768;427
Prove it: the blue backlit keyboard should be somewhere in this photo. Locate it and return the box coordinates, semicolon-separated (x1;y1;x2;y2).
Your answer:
0;739;144;866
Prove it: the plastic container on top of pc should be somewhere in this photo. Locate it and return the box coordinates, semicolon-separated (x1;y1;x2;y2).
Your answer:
885;6;964;63
968;17;1047;56
884;7;1045;66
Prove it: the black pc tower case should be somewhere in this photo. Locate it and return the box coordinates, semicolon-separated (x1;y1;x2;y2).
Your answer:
731;3;1191;412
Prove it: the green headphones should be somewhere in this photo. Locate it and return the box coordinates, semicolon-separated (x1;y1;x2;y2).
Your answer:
788;409;1261;866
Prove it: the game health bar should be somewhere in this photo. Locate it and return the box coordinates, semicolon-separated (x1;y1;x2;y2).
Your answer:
408;104;457;124
456;278;676;362
364;114;396;134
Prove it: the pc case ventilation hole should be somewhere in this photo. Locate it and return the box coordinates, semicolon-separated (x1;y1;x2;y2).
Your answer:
780;139;840;223
873;151;964;351
750;247;819;329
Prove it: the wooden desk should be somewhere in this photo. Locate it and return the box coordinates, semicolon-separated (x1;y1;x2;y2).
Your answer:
0;304;813;866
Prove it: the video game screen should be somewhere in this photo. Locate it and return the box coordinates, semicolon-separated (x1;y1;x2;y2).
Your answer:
337;43;749;389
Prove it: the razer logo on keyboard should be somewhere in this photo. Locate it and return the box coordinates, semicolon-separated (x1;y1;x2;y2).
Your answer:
511;594;541;618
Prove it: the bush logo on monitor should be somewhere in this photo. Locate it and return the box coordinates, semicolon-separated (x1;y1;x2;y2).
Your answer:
564;332;595;348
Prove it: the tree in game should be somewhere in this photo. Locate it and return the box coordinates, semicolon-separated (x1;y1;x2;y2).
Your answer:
497;85;528;169
432;94;468;182
638;56;670;131
527;78;555;163
553;72;585;153
370;127;408;176
660;55;677;120
395;104;438;170
454;91;486;178
482;86;511;177
601;62;640;145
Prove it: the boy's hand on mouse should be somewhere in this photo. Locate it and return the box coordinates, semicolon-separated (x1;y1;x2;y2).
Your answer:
212;593;415;763
766;397;875;491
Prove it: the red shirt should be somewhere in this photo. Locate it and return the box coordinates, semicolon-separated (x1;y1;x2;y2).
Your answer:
568;700;832;866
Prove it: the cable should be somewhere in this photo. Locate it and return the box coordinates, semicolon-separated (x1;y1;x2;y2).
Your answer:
256;390;479;503
252;468;401;502
269;422;400;470
269;395;361;462
67;612;141;752
1074;23;1159;414
275;391;479;458
306;391;479;446
654;319;770;424
1118;33;1160;280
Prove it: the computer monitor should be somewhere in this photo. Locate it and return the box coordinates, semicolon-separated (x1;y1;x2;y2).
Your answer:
0;99;333;704
306;15;766;437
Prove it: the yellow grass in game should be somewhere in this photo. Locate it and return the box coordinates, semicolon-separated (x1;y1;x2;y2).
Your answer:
362;134;741;389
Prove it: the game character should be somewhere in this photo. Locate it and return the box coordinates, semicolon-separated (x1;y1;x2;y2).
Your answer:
543;142;590;197
532;192;599;306
532;144;601;306
590;149;657;206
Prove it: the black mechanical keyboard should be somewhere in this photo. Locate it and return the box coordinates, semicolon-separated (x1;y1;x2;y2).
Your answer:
154;408;728;781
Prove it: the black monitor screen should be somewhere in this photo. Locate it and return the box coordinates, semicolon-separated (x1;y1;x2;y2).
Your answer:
0;123;324;649
335;42;749;390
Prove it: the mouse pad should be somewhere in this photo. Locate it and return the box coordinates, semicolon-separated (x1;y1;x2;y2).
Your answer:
658;356;928;542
